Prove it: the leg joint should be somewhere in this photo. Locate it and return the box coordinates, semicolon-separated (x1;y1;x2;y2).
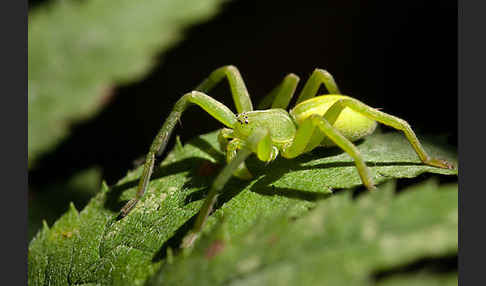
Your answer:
396;119;411;131
226;65;237;72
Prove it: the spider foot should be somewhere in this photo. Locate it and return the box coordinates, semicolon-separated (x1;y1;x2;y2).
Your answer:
181;231;199;249
365;182;377;191
425;158;455;169
118;199;138;219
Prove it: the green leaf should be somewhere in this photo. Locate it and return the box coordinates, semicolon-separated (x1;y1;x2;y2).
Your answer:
28;167;102;241
150;180;458;286
28;131;457;285
28;0;225;167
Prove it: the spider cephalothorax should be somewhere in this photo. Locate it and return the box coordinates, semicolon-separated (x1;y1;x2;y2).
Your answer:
119;65;453;248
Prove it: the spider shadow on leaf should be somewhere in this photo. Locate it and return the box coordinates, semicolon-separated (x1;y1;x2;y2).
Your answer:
180;135;364;205
104;157;213;213
103;135;245;215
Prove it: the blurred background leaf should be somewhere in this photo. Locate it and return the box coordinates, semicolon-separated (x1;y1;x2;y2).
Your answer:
28;0;225;168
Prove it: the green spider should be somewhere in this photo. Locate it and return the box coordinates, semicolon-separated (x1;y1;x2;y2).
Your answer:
119;65;453;248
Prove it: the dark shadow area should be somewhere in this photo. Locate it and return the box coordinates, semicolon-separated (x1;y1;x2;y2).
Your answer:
29;0;53;10
29;0;457;192
251;180;333;202
351;172;459;199
394;172;460;193
373;254;457;281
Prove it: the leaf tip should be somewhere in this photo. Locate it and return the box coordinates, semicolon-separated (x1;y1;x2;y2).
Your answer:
42;220;49;231
69;202;79;215
100;180;110;193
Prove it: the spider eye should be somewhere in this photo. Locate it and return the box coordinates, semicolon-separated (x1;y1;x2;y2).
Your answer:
243;115;249;124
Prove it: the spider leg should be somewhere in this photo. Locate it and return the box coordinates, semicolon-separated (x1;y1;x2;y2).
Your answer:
119;91;237;218
322;98;454;169
281;114;375;191
181;129;273;248
217;129;252;179
226;138;253;179
196;65;254;113
310;114;376;190
257;73;300;110
295;69;341;105
217;128;234;152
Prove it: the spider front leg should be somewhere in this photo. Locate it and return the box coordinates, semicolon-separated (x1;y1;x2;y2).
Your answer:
217;128;234;152
120;66;259;218
226;138;253;180
181;129;273;248
119;91;237;218
323;98;454;169
295;69;341;105
217;129;252;180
